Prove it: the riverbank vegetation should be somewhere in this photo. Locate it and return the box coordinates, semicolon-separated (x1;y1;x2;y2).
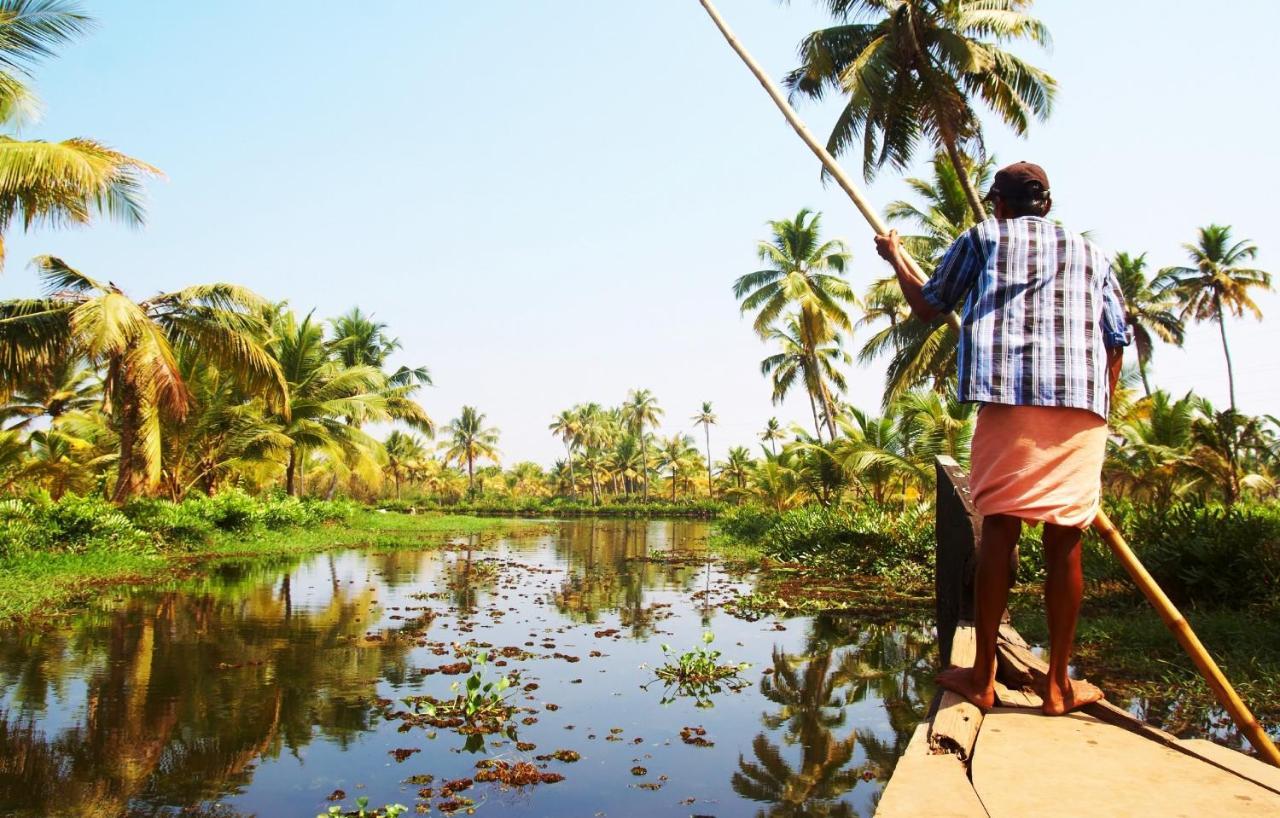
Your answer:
0;489;524;620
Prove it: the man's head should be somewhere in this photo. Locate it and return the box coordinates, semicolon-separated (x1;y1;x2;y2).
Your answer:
986;161;1051;219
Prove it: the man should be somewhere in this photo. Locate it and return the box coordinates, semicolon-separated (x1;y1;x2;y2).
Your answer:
875;161;1130;716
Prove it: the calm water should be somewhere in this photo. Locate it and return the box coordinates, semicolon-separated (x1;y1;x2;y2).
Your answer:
0;519;936;818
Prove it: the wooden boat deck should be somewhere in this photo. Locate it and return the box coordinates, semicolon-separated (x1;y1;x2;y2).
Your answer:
876;457;1280;816
876;620;1280;817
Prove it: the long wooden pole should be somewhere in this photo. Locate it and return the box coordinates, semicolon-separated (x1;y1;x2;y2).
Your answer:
698;0;1280;767
1093;510;1280;766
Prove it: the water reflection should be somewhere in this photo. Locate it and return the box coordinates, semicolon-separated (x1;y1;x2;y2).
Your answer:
550;519;712;635
733;617;934;818
0;520;932;818
0;560;409;817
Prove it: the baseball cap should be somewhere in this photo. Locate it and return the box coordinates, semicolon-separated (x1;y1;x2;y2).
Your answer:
985;161;1050;201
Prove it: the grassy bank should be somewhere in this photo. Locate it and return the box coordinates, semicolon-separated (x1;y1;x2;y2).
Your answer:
716;499;1280;729
0;492;529;621
1012;591;1280;732
378;497;724;518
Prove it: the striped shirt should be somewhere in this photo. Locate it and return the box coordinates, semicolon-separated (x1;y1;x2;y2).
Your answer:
921;216;1131;420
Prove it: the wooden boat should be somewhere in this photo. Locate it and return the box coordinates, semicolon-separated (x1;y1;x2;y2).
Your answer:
874;457;1280;816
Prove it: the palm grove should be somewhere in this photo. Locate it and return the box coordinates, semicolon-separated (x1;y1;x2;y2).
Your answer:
1;0;1276;517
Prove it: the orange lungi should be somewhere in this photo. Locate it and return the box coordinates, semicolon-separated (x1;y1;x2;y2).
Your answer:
968;403;1109;529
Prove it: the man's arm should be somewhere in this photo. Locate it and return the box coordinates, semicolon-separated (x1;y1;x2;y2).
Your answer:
1100;258;1133;399
874;230;940;323
1107;346;1123;398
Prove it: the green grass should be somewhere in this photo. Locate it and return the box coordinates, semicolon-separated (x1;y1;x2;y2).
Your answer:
1010;590;1280;732
0;510;529;622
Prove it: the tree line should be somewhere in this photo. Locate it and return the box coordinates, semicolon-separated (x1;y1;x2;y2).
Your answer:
0;1;1274;512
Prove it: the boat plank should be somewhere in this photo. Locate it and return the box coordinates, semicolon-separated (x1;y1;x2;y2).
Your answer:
973;708;1280;816
930;623;983;759
875;724;989;818
1180;738;1280;794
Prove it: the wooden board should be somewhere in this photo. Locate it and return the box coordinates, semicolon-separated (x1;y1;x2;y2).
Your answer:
1181;739;1280;794
972;708;1280;816
930;623;983;759
875;724;988;818
993;624;1280;792
993;679;1042;709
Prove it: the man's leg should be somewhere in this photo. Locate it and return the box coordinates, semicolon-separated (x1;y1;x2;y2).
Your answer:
937;513;1021;709
1041;522;1104;715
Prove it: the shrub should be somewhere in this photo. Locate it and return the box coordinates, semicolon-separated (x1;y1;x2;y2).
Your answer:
715;504;775;544
123;498;216;546
1124;502;1280;607
718;501;936;583
258;494;311;529
0;494;152;555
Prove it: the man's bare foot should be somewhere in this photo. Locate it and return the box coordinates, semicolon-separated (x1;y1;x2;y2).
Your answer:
937;666;995;710
1042;677;1104;716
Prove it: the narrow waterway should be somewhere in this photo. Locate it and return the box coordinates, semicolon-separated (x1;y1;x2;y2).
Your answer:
0;519;937;817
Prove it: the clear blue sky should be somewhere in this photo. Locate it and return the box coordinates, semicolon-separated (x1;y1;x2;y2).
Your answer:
3;1;1277;466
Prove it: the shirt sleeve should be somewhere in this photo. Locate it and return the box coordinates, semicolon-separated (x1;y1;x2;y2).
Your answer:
921;227;983;314
1100;262;1133;349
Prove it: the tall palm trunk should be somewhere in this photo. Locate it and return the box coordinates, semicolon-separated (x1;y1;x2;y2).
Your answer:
1215;295;1237;411
111;387;145;503
1139;358;1153;397
466;453;475;495
285;449;299;497
807;388;823;443
672;470;678;502
703;425;714;499
565;441;576;498
639;429;650;502
940;131;988;222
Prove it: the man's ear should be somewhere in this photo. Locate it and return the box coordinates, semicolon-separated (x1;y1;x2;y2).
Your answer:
1041;193;1053;216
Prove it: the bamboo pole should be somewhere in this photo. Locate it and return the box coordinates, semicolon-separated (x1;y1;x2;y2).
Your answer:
1093;509;1280;766
698;0;1280;767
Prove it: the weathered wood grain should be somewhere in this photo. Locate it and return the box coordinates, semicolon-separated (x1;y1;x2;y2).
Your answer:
929;623;983;760
876;724;989;818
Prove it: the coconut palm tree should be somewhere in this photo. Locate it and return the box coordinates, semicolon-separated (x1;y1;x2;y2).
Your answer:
716;445;754;490
1111;252;1184;396
691;400;717;498
327;307;433;434
0;258;287;500
621;388;663;501
738;458;805;512
267;311;386;497
1187;397;1273;507
760;314;850;439
828;407;925;504
383;430;427;500
783;0;1055;220
442;406;500;496
159;353;285;499
1106;390;1198;506
735;210;854;439
0;1;160;268
0;356;98;429
1155;225;1272;411
548;408;582;498
883;152;995;261
760;417;786;456
657;433;697;502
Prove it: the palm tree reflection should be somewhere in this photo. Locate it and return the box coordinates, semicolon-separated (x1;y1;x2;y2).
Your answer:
732;616;935;817
0;558;412;817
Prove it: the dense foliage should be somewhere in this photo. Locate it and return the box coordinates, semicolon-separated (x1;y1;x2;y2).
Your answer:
0;489;354;557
